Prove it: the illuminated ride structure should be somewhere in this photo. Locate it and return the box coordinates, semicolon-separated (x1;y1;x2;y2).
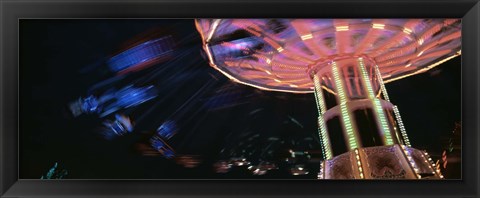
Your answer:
195;19;461;179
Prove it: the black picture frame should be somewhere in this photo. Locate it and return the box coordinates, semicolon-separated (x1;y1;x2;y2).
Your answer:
1;0;479;197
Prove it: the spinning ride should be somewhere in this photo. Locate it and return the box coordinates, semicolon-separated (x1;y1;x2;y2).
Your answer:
195;19;461;179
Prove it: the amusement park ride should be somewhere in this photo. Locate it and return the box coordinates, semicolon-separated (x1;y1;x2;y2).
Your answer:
195;19;461;179
67;19;461;179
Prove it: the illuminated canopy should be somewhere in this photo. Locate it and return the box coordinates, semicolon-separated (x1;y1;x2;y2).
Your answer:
195;19;461;93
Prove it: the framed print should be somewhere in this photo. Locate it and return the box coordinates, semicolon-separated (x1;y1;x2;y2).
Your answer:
1;0;479;197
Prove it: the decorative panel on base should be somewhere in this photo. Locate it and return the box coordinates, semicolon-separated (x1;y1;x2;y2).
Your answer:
318;145;443;179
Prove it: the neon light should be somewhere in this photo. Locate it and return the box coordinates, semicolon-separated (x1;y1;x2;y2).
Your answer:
374;65;391;101
417;51;424;57
318;119;333;159
313;75;327;159
384;53;461;83
375;65;411;147
301;34;313;40
421;152;441;177
358;58;393;145
107;37;174;72
336;25;349;31
313;75;327;113
332;62;358;149
393;106;411;147
312;77;322;116
417;38;424;45
403;27;412;34
198;19;461;93
372;23;385;29
318;162;325;179
313;75;333;159
354;149;364;179
401;146;421;179
206;19;221;42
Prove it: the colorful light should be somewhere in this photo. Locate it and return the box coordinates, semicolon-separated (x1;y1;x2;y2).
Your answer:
108;36;175;73
313;75;333;159
332;62;358;150
196;19;460;179
358;58;393;145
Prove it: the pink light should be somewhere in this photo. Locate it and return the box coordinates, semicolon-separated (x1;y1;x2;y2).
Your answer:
196;19;461;92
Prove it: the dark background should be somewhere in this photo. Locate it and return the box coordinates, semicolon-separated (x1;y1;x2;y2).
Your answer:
19;19;461;179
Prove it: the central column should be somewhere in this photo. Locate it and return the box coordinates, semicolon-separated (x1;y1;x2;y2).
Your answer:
311;56;406;159
311;56;441;179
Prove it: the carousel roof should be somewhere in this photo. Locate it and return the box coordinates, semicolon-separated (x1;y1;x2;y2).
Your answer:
195;19;461;93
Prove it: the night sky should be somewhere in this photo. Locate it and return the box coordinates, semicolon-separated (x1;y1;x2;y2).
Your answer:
19;19;461;179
